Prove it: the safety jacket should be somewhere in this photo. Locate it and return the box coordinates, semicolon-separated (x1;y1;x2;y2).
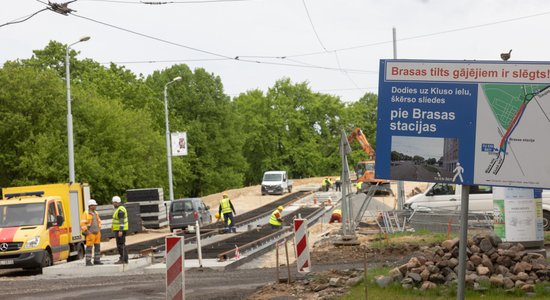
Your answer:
112;205;128;231
220;198;233;214
81;211;101;234
269;209;282;226
333;209;342;216
356;182;363;190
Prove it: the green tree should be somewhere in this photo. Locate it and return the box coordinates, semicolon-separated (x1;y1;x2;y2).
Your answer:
235;79;346;183
342;92;379;168
146;65;246;197
0;63;67;187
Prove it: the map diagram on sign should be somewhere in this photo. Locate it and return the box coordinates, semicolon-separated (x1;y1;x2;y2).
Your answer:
474;84;550;187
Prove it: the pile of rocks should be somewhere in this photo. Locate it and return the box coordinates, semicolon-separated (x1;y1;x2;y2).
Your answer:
376;234;550;292
251;268;363;300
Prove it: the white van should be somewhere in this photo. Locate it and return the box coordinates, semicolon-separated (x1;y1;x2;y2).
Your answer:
404;183;550;230
261;171;293;195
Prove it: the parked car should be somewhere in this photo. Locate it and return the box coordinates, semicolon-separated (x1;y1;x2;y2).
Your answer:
168;198;212;232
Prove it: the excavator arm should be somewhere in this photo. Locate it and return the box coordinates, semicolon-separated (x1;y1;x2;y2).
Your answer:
347;128;375;160
347;128;391;194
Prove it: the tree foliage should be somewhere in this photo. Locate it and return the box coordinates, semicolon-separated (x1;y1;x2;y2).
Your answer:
0;41;378;201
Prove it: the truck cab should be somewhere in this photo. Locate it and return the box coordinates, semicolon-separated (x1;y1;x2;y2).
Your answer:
261;171;293;195
0;183;87;270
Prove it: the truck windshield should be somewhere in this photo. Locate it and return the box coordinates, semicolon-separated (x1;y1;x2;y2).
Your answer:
0;203;45;227
263;174;282;181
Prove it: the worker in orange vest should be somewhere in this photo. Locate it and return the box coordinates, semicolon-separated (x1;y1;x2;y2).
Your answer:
80;199;103;266
329;208;342;223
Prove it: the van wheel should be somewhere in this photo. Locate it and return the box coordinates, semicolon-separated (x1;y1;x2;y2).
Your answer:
41;250;53;268
288;187;292;193
543;211;550;231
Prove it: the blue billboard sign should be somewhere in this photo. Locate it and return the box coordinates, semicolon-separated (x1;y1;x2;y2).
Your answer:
376;60;550;189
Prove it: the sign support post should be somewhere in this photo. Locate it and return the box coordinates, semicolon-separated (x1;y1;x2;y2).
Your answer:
456;185;470;300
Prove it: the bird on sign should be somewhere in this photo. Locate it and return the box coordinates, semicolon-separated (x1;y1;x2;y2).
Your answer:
500;49;512;61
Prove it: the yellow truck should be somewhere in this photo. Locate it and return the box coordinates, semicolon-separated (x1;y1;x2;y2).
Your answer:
0;183;88;269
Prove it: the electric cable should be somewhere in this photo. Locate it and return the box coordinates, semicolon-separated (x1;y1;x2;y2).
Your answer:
0;8;48;28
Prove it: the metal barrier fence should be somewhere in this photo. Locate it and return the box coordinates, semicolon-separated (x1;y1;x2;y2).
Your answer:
407;209;493;233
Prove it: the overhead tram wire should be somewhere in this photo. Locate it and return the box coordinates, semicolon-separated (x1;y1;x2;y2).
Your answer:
67;12;377;74
301;0;327;52
78;0;261;4
237;10;550;60
301;0;360;90
71;12;233;59
100;58;230;65
0;8;49;28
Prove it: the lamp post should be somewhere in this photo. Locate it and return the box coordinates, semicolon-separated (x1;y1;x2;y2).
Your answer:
164;76;182;202
66;36;90;183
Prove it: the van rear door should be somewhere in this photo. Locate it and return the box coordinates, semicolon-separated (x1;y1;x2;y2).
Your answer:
170;200;195;226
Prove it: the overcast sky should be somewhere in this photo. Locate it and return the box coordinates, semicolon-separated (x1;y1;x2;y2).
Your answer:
2;0;550;102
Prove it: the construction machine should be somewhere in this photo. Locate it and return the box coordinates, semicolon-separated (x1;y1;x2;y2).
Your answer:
347;128;392;194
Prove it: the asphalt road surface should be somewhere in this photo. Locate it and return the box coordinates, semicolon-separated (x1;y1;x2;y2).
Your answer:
0;261;369;300
391;161;452;181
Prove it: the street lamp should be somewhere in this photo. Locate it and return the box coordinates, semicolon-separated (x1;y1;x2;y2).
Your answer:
164;76;182;202
66;36;90;183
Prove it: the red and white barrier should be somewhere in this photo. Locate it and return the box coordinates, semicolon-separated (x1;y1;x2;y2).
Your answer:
293;218;311;273
166;236;185;300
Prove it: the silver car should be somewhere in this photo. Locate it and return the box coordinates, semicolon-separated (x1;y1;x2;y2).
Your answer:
169;198;212;232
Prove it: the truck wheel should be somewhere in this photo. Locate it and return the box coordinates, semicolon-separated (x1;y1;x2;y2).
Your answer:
288;186;292;193
543;211;550;231
41;250;53;268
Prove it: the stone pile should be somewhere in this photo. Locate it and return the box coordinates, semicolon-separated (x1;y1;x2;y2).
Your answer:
376;234;550;293
253;268;363;300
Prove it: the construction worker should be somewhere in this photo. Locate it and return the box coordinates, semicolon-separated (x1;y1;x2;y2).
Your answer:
269;206;284;230
356;181;363;194
112;196;128;264
334;177;342;192
80;199;103;266
219;193;236;233
321;177;332;192
329;208;342;224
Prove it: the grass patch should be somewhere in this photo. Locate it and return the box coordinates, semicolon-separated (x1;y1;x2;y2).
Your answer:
341;266;550;299
368;229;455;250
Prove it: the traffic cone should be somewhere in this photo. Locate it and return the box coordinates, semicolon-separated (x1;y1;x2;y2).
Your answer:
313;195;318;205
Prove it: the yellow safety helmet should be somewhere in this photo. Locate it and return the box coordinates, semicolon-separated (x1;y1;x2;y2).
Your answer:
214;213;220;219
223;192;228;197
277;206;284;211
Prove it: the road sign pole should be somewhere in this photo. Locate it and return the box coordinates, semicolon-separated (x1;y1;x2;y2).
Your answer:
457;185;470;300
